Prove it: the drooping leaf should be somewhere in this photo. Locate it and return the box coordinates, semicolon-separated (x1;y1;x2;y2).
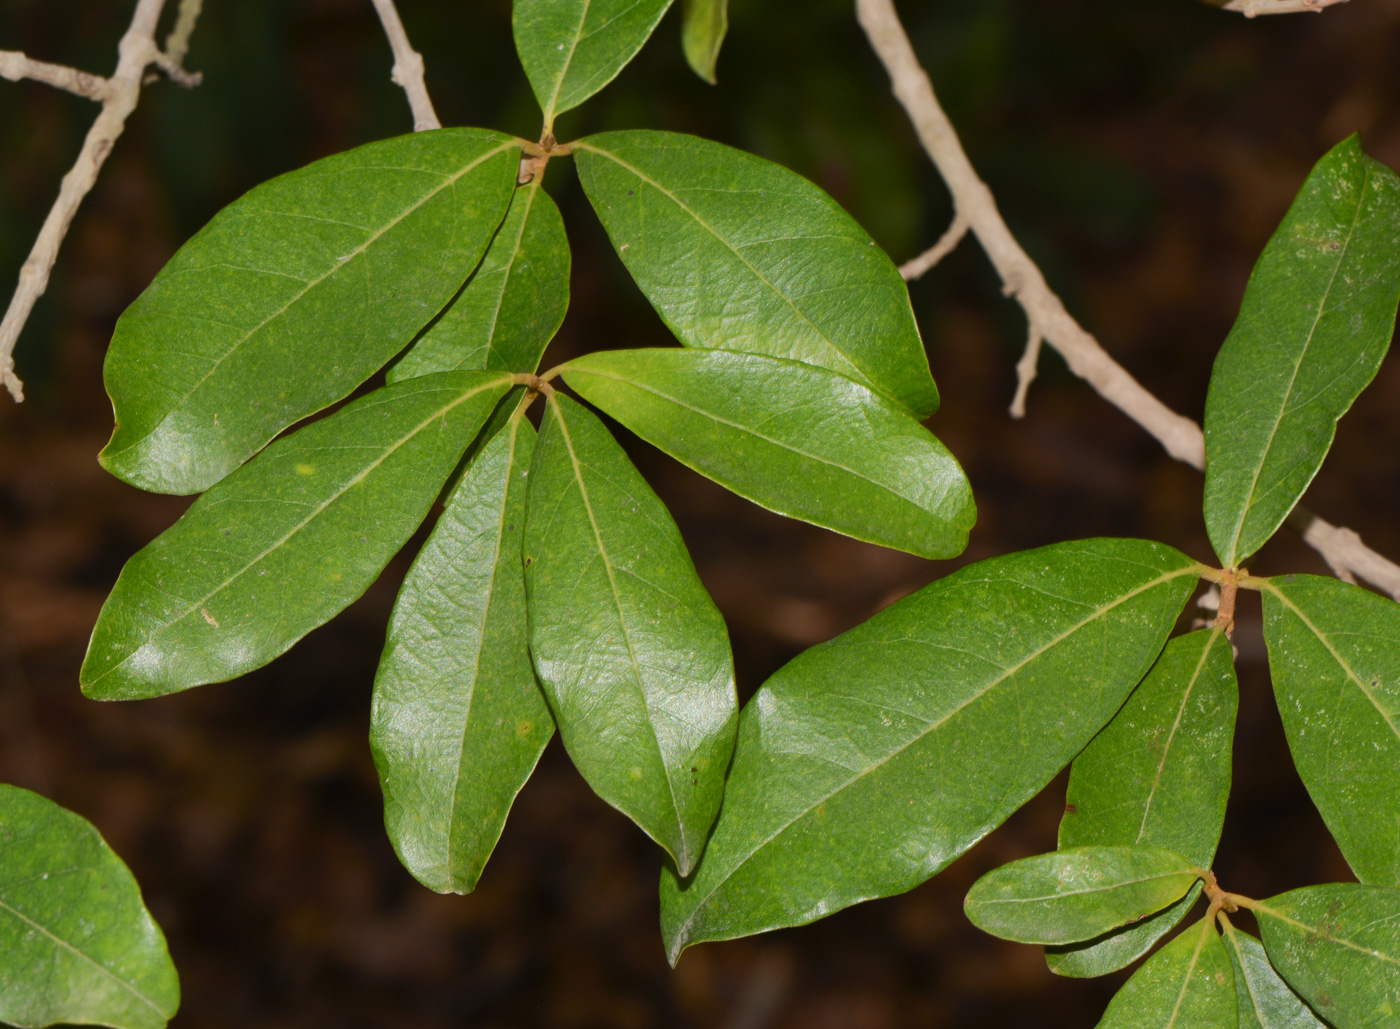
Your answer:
681;0;728;83
561;348;974;559
513;0;675;128
660;538;1200;963
82;372;513;700
524;393;737;875
574;130;941;418
0;785;179;1029
1256;883;1400;1029
100;129;519;495
1203;135;1400;566
1050;628;1238;976
1096;916;1237;1029
371;413;552;895
964;846;1200;946
1260;574;1400;885
390;178;570;383
1221;919;1327;1029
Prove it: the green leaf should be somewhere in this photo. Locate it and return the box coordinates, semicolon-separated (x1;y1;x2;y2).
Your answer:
389;178;570;383
513;0;675;128
100;128;519;496
0;785;179;1029
524;393;737;875
964;845;1200;946
660;538;1200;964
81;371;513;700
371;414;552;895
1096;916;1237;1029
1221;919;1327;1029
574;130;941;419
1203;135;1400;566
1049;627;1238;976
681;0;728;83
1256;883;1400;1029
561;348;974;559
1261;574;1400;885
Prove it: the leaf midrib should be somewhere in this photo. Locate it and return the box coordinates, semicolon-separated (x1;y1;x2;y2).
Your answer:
542;0;591;127
1137;630;1221;844
1165;918;1214;1028
983;868;1196;907
1256;898;1400;967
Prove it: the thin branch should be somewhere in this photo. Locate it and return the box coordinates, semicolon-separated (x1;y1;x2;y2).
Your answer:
900;213;968;279
1009;323;1044;420
855;0;1400;602
164;0;203;68
0;50;111;101
369;0;441;132
0;0;185;403
1220;0;1349;15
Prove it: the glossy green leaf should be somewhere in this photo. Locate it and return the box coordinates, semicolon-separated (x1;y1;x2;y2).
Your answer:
1050;628;1238;976
389;178;570;383
965;846;1200;946
681;0;728;83
1261;574;1400;885
575;130;941;418
562;348;974;559
0;785;178;1029
100;129;518;495
661;538;1200;963
1221;919;1326;1029
1256;883;1400;1029
514;0;675;128
1203;135;1400;566
371;414;552;895
524;393;737;875
82;372;512;700
1097;916;1237;1029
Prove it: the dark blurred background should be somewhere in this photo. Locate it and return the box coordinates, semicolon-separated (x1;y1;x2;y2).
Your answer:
3;0;1400;1025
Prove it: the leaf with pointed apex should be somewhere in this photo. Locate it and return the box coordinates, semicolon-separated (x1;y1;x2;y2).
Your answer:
390;179;570;383
1221;921;1327;1029
1203;135;1400;566
964;846;1200;946
574;130;941;418
562;348;974;559
660;538;1199;964
681;0;728;83
371;416;552;895
1097;917;1237;1029
514;0;675;127
100;129;519;495
1256;884;1400;1029
1261;574;1400;885
81;372;512;700
524;394;737;875
1050;628;1238;976
0;785;179;1029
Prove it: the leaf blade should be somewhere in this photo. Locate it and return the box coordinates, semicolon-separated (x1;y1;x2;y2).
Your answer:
82;371;512;699
561;348;974;559
1203;136;1400;566
100;129;519;495
1221;921;1327;1029
575;130;941;418
1096;917;1237;1029
681;0;728;83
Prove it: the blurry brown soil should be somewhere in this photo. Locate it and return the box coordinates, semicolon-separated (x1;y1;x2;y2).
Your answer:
3;0;1400;1026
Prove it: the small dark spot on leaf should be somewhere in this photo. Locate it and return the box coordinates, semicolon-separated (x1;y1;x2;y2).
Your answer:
524;557;533;567
222;528;231;537
627;189;634;196
1064;803;1078;814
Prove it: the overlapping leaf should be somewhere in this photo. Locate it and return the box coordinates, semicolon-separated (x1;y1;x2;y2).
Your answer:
82;372;512;700
371;414;552;895
524;394;737;875
1261;574;1400;885
1097;917;1237;1029
100;129;518;495
562;348;974;559
681;0;728;83
964;846;1200;945
0;785;179;1029
1203;135;1400;566
514;0;675;127
575;130;941;418
1050;628;1237;976
660;538;1199;963
390;178;570;383
1256;884;1400;1029
1221;919;1326;1029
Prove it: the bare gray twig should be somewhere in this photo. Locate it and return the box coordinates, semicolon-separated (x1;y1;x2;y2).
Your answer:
0;50;111;100
899;213;968;280
1221;0;1349;15
165;0;203;67
369;0;441;132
